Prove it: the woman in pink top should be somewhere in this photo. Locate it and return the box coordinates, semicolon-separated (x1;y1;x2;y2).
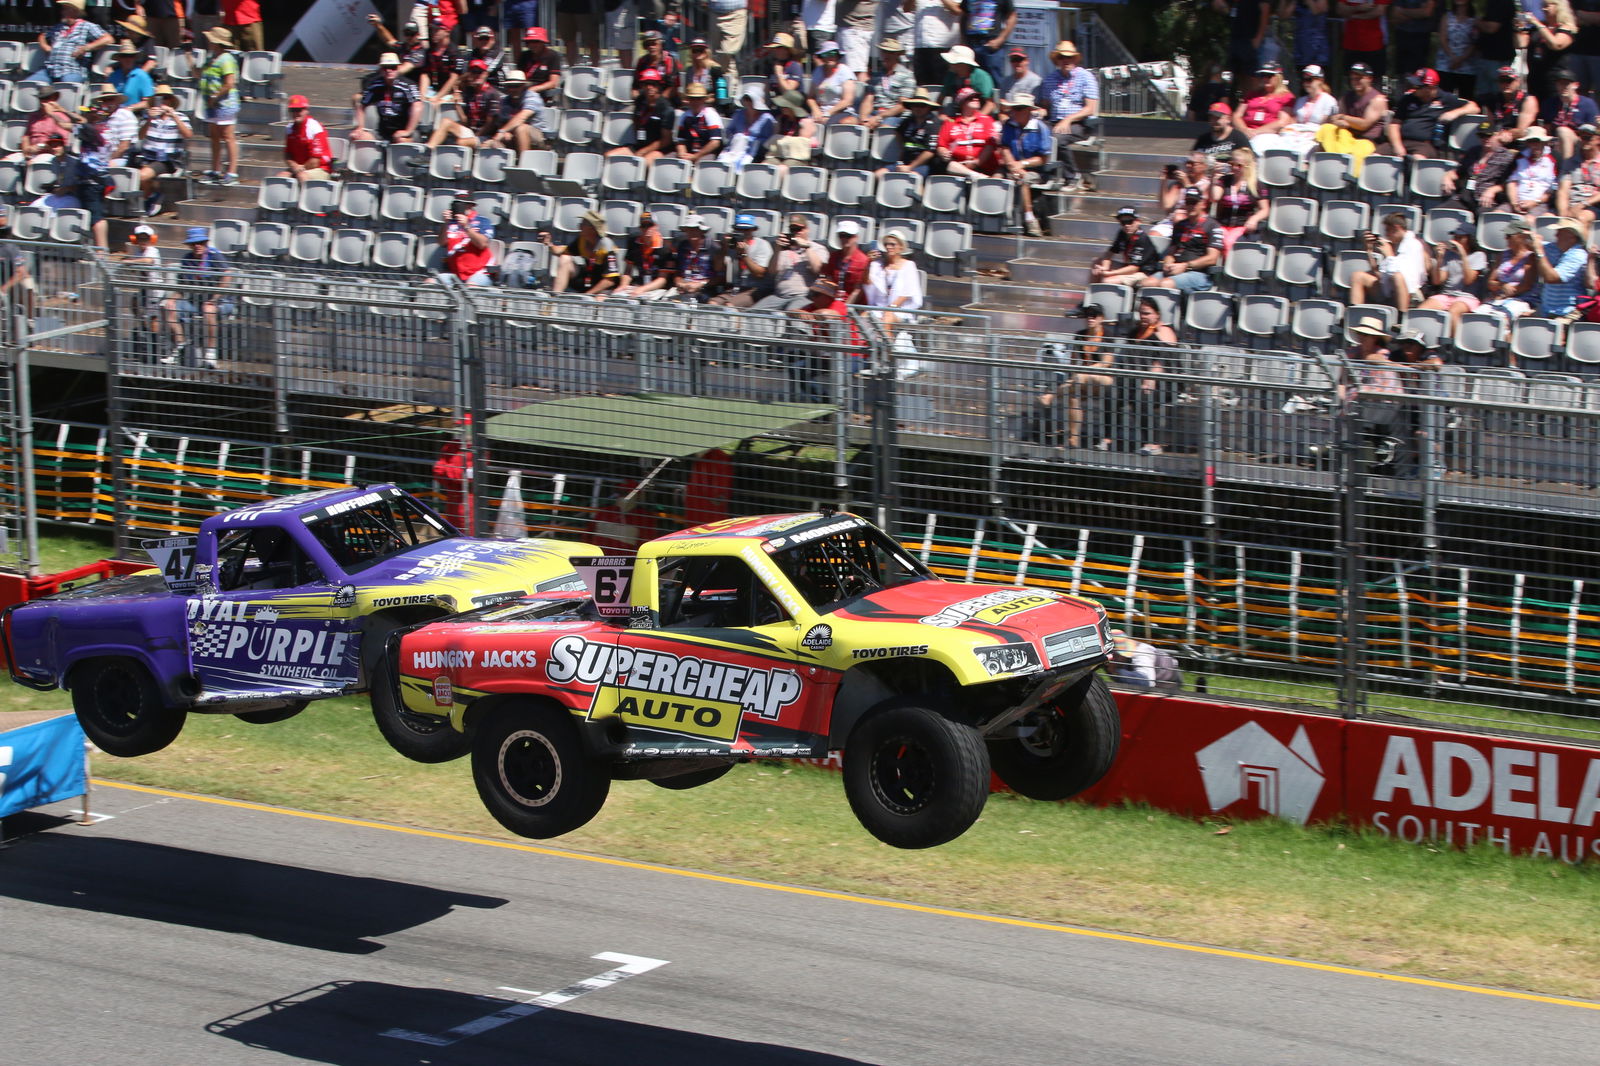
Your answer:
1235;62;1294;138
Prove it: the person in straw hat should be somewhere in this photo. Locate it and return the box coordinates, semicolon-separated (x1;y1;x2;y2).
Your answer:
874;88;944;177
1037;39;1100;192
122;2;183;51
198;25;242;183
109;40;156;111
1532;217;1591;318
136;84;192;215
26;2;112;84
550;210;623;296
860;37;916;129
673;82;726;162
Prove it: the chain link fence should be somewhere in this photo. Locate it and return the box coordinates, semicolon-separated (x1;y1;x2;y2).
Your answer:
5;261;1598;738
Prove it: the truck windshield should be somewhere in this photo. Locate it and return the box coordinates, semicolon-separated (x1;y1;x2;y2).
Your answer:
767;525;931;612
308;494;452;574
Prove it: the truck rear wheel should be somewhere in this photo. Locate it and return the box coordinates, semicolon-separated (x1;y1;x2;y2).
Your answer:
472;702;611;839
369;640;471;763
987;673;1120;802
70;658;186;757
843;699;990;849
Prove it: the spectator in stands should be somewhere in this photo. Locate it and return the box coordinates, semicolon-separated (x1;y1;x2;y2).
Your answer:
1212;146;1269;253
1446;122;1519;207
719;89;776;169
998;48;1041;99
1533;216;1590;315
1250;63;1338;157
706;0;747;76
14;87;77;161
710;213;776;307
1521;0;1578;94
635;29;680;97
834;0;881;79
439;192;496;287
1389;0;1437;78
276;93;330;180
761;213;829;309
1147;188;1223;292
352;52;422;145
198;26;241;183
864;229;924;335
939;44;995;115
938;87;1000;175
1557;122;1600;221
430;59;501;146
1192;101;1252;163
367;16;428;80
826;219;870;302
162;227;230;369
767;90;819;165
1090;205;1162;286
616;210;665;292
1384;68;1479;158
1350;211;1428;312
1119;297;1180;456
961;0;1018;83
877;89;943;175
790;277;860;402
1283;0;1332;72
133;85;187;216
1037;40;1099;192
1187;63;1232;122
1235;62;1294;143
1108;629;1182;688
675;82;726;160
1315;62;1385;167
763;32;805;97
1336;0;1389;83
26;2;112;85
418;21;462;101
29;132;80;215
109;41;156;112
550;210;623;295
1345;320;1391;364
682;36;729;106
1216;0;1272;77
221;0;263;52
861;39;916;127
808;42;860;124
1157;153;1214;230
913;0;962;86
1480;66;1539;138
517;27;561;104
1571;0;1600;95
606;0;639;71
1482;217;1541;320
1027;303;1112;447
1438;0;1480;97
1421;221;1488;332
490;70;551;150
609;67;674;160
1540;66;1599;159
503;0;540;60
999;92;1053;235
127;3;183;51
641;213;726;302
554;0;592;64
1509;125;1560;213
459;25;509;86
121;223;163;341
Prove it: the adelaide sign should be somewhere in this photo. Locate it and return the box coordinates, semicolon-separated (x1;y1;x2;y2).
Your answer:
1077;692;1600;863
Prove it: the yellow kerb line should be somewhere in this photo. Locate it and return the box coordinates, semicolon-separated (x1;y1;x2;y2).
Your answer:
93;779;1599;1012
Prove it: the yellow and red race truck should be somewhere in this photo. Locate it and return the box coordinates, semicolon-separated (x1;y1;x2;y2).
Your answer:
392;510;1117;849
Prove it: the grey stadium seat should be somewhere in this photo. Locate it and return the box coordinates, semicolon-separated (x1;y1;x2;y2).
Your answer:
338;181;382;222
329;227;374;267
1236;294;1288;340
371;230;418;270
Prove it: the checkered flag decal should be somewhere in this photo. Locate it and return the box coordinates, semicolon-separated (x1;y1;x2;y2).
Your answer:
190;624;232;658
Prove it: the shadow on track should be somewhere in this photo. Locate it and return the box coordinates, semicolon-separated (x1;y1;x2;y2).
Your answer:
208;981;877;1065
0;831;506;953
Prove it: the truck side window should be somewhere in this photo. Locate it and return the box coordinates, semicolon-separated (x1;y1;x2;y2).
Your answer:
216;528;322;592
657;556;785;629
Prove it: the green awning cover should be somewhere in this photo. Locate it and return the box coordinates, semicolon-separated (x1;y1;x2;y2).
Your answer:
485;393;835;459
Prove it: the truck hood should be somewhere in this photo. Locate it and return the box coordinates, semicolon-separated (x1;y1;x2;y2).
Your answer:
348;537;593;607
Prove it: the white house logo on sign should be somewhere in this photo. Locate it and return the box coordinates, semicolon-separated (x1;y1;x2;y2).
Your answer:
1195;723;1326;825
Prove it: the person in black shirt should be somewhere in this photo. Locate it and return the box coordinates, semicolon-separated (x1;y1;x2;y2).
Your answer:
366;15;428;81
1214;0;1272;78
1091;205;1162;286
1147;188;1225;293
879;90;945;176
458;26;509;88
1385;68;1479;157
1191;102;1253;161
352;55;421;143
518;27;562;106
1478;66;1540;136
608;68;675;160
418;23;461;103
1476;0;1519;92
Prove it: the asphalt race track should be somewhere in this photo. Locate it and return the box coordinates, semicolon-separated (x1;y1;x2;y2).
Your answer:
3;782;1598;1065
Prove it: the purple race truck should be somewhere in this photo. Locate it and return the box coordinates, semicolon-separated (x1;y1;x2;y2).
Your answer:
3;484;596;761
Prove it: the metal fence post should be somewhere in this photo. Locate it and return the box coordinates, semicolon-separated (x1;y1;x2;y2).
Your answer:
101;257;130;560
1337;398;1368;720
453;287;484;537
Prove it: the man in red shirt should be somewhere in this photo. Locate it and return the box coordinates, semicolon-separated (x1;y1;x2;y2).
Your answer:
1337;0;1392;84
221;0;263;53
824;220;870;304
937;87;1001;176
280;95;332;179
441;192;496;286
791;278;864;401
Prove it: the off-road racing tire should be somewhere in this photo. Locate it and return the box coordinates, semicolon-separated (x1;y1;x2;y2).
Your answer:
651;763;734;790
70;658;187;757
234;700;308;725
369;641;471;763
987;673;1120;801
472;701;611;839
843;699;990;849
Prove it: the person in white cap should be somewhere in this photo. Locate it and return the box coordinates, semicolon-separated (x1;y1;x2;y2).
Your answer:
998;92;1052;234
634;214;727;302
824;218;870;303
1532;217;1590;317
938;43;996;115
718;89;776;170
121;224;165;341
1036;40;1099;191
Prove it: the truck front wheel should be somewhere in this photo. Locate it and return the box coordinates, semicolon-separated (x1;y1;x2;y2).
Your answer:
70;658;187;757
472;702;611;839
369;633;471;764
987;673;1120;802
843;699;990;849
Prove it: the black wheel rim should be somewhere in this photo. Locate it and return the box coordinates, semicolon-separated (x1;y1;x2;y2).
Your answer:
90;669;144;738
869;734;937;816
498;729;562;808
1016;709;1065;759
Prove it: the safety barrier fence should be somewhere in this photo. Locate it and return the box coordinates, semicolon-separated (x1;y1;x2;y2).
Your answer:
4;268;1597;737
